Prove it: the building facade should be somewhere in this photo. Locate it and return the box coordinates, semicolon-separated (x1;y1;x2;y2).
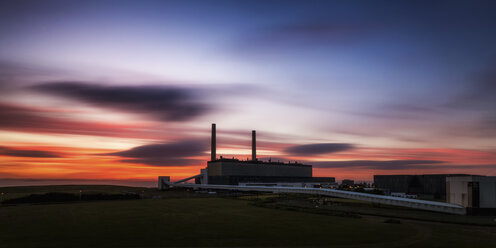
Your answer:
205;158;334;185
374;174;470;198
447;176;496;212
195;124;335;186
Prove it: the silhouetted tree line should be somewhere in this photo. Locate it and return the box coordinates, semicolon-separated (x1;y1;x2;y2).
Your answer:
3;192;140;204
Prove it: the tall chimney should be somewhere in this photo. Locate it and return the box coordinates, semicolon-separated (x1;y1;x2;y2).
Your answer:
211;123;216;161
252;130;256;161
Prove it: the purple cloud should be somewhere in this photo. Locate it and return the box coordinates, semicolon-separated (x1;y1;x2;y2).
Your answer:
106;140;208;166
31;82;211;121
285;143;354;156
0;146;61;158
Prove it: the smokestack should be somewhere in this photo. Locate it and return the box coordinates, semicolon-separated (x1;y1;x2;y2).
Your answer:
252;130;256;161
211;123;216;161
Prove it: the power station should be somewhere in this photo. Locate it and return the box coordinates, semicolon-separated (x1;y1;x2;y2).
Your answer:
201;124;335;186
158;124;469;215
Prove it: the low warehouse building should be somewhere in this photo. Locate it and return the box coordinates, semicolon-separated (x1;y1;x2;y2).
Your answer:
374;174;470;198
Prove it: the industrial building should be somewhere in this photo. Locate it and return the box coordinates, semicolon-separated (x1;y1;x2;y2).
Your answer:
447;176;496;214
156;124;475;215
374;174;471;198
341;179;355;187
199;124;335;186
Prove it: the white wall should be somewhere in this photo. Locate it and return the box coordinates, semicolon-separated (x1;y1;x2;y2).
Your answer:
447;176;496;208
447;176;471;207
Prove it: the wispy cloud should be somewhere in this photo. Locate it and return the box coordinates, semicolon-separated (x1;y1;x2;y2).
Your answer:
444;61;496;136
449;62;496;111
106;140;208;166
0;103;151;138
31;82;211;121
236;19;376;54
0;146;61;158
285;143;354;156
312;160;443;170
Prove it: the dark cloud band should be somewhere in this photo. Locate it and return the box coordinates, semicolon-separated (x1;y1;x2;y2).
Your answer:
31;82;211;121
0;146;61;158
106;140;207;166
312;160;443;170
285;143;354;156
0;103;145;137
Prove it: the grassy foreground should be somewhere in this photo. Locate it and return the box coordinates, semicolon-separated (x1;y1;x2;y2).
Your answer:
1;187;495;247
0;185;147;201
244;195;496;226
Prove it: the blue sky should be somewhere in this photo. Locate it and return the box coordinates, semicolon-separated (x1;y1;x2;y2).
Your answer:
0;0;495;184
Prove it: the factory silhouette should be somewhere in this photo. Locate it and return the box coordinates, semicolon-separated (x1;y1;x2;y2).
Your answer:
158;124;496;215
203;123;335;186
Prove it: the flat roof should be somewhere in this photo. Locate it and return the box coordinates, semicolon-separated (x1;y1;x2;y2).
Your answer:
208;158;312;167
374;174;474;177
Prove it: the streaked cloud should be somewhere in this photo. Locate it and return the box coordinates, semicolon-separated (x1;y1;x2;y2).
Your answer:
285;143;354;156
449;62;496;111
31;82;211;121
312;160;443;170
0;146;61;158
241;21;373;51
1;1;496;184
0;103;150;138
106;140;208;166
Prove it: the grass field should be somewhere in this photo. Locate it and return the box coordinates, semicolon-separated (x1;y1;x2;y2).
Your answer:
0;185;146;201
0;185;206;202
246;194;496;226
1;186;495;247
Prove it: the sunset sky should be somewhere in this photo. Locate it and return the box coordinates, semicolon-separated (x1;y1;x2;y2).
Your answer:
1;0;496;186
